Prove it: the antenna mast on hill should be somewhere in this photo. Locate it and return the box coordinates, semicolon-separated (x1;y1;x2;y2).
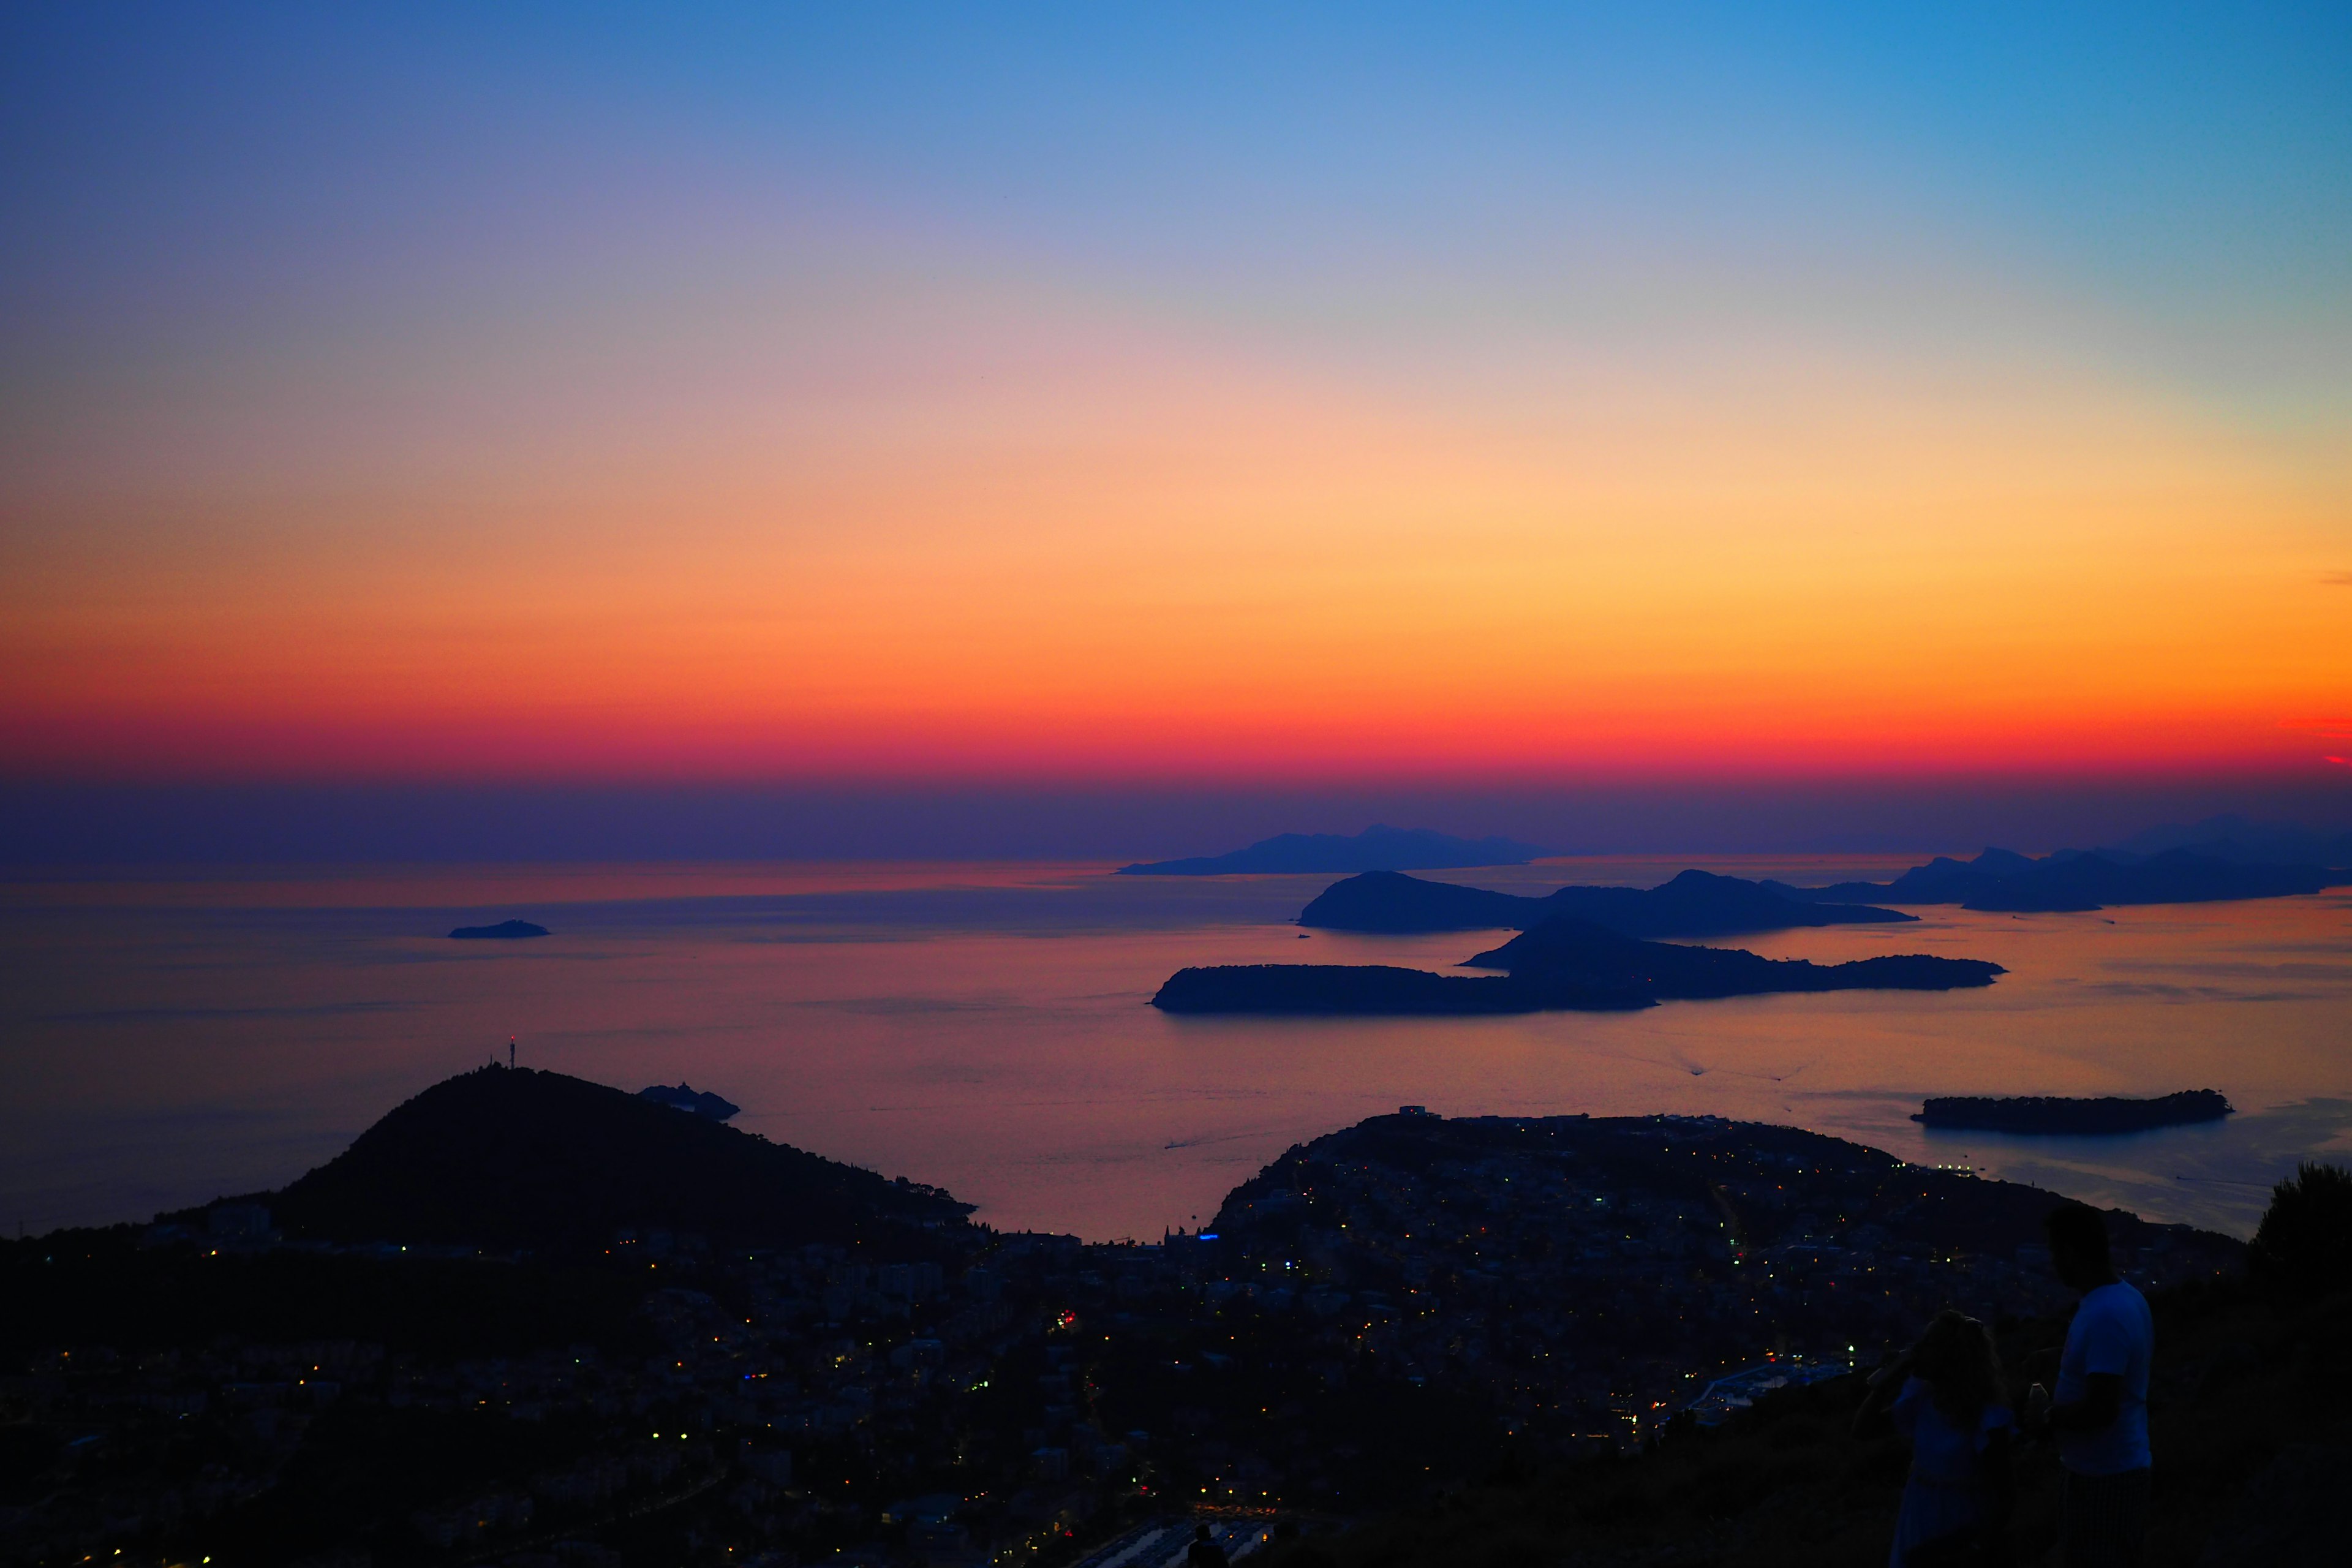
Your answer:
508;1036;516;1070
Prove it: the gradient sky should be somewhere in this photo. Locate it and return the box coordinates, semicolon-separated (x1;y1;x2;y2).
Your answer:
4;4;2349;797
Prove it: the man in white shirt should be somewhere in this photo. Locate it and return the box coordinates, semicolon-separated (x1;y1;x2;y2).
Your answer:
2029;1202;2153;1567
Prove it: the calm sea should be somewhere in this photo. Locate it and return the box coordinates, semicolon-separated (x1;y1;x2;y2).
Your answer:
4;857;2347;1242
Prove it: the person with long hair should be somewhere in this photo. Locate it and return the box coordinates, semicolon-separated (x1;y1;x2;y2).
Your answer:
1855;1310;2018;1567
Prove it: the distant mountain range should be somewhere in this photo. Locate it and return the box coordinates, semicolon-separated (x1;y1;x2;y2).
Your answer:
248;1067;970;1252
1298;867;1916;937
1152;918;2001;1015
1116;823;1552;875
1773;844;2346;913
1114;814;2352;900
2105;813;2352;866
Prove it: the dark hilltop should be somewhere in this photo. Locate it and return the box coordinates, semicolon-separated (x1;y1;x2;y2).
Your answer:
1298;867;1915;937
1154;918;2002;1015
245;1066;968;1252
1117;823;1553;876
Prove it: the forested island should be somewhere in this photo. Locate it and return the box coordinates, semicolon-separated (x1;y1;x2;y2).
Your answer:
447;919;550;940
1914;1090;2234;1134
1297;867;1913;937
1154;918;2002;1014
1155;963;1646;1014
1776;845;2344;912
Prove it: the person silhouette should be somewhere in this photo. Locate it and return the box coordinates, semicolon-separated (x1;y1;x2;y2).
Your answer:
1855;1310;2016;1567
2024;1202;2152;1567
1185;1522;1229;1568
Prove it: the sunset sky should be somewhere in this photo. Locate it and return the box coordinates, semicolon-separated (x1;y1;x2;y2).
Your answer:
4;6;2348;836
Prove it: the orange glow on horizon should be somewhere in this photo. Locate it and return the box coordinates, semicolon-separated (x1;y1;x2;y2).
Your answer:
4;263;2346;787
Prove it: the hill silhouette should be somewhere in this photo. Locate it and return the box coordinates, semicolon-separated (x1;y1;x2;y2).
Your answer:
2108;812;2352;866
448;918;549;939
1153;920;2000;1014
1298;868;1915;936
266;1066;970;1252
1117;824;1552;875
1152;963;1651;1014
1463;918;2002;997
1779;845;2343;912
1913;1090;2233;1134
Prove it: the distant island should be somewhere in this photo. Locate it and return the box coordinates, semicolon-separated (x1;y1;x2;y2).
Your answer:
1155;963;1646;1014
638;1082;741;1120
1298;867;1915;937
1915;1090;2234;1135
1153;917;2002;1014
1116;823;1552;875
448;918;551;939
1774;845;2345;913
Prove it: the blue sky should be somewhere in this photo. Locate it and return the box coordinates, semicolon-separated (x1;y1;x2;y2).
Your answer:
3;4;2348;853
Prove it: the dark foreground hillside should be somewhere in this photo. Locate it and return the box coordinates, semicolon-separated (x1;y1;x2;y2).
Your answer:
1254;1269;2348;1568
0;1087;2329;1568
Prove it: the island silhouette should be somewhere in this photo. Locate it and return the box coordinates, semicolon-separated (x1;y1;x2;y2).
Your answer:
2107;812;2352;865
1774;845;2345;912
1153;917;2002;1014
447;918;551;940
1914;1089;2233;1134
1298;867;1915;937
1116;823;1551;875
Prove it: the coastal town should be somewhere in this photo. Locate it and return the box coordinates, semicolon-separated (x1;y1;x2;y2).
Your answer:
0;1110;2242;1568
